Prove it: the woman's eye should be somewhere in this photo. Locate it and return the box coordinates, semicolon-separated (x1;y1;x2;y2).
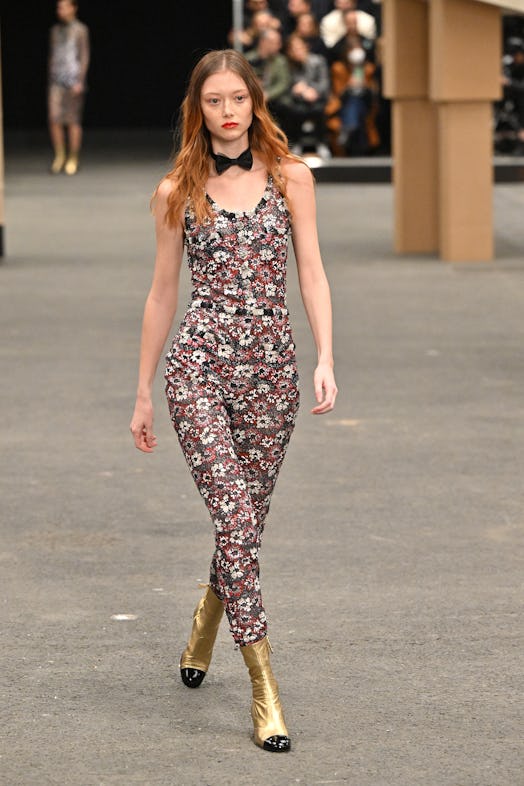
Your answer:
235;95;247;102
208;98;220;105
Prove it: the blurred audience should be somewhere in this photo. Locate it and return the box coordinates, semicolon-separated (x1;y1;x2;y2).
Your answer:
279;34;331;155
506;43;524;146
320;0;376;49
230;9;282;51
325;10;379;155
246;29;291;123
310;0;336;21
268;0;334;24
231;0;387;157
295;12;329;57
496;32;524;154
231;2;523;160
283;0;314;37
328;7;375;63
244;0;272;26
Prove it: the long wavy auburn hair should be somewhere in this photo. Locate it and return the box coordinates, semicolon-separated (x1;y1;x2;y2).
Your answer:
156;49;296;227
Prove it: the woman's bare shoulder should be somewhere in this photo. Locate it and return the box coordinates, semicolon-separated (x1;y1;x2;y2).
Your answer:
155;175;178;202
280;157;314;186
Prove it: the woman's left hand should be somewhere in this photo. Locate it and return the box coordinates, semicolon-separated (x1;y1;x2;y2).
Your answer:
311;362;338;415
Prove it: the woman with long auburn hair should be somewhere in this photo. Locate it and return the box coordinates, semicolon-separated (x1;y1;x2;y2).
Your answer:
130;49;337;752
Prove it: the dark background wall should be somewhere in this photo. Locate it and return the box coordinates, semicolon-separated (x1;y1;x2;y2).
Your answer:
1;1;233;129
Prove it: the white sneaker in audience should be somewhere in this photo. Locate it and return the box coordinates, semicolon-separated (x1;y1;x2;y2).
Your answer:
316;143;331;159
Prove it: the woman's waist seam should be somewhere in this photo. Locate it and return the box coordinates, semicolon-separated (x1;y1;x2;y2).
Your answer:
189;298;288;317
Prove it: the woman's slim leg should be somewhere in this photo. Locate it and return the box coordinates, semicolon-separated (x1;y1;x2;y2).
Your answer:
227;373;299;538
167;376;267;647
167;364;298;648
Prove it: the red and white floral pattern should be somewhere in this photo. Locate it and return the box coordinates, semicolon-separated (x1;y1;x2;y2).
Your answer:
165;177;299;647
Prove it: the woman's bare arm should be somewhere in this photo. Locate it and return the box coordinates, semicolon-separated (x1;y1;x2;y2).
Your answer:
130;179;184;451
284;161;338;414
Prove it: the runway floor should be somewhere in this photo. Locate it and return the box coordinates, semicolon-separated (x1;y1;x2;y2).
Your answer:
1;137;523;785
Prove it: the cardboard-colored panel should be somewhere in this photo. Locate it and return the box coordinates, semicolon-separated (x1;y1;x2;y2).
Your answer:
393;100;439;252
430;0;502;101
475;0;524;11
383;0;429;99
438;102;493;260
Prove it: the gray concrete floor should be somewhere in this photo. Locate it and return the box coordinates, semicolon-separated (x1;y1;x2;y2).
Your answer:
1;139;523;786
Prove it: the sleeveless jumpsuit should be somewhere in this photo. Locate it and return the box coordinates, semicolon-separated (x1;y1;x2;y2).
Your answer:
164;175;300;647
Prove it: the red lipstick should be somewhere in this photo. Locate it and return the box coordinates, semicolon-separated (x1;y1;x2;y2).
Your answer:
222;122;238;129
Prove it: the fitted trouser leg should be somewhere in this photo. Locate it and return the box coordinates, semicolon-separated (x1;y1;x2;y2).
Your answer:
166;370;298;648
207;377;299;634
227;376;298;539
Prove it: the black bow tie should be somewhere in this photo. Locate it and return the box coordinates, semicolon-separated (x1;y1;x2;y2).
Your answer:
210;148;253;175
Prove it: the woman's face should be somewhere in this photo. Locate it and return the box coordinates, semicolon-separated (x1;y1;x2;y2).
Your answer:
200;70;253;146
296;13;316;37
344;10;358;35
253;11;274;33
56;0;76;22
289;0;309;15
288;38;308;63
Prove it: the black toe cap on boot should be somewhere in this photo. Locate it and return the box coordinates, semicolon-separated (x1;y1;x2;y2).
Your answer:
263;735;291;752
180;667;206;688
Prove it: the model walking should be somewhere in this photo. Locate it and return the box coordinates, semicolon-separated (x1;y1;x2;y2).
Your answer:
48;0;90;175
130;49;337;752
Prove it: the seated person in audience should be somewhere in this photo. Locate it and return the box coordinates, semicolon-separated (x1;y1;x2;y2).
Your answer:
279;34;331;155
244;0;271;25
283;0;313;36
502;39;524;149
248;0;329;28
320;0;376;49
360;0;382;35
325;10;379;155
246;29;291;124
329;6;374;64
230;9;282;51
295;12;329;57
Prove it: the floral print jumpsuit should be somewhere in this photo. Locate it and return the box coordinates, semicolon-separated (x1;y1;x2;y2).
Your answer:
165;175;299;647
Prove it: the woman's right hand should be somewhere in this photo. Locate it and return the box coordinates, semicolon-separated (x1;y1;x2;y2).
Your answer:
130;396;157;453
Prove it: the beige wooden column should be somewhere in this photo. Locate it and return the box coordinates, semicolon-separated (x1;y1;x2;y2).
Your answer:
430;0;501;261
383;0;438;253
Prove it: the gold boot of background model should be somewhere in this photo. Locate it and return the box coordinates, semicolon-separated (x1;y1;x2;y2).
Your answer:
179;585;224;688
50;146;66;174
64;154;79;175
241;636;291;752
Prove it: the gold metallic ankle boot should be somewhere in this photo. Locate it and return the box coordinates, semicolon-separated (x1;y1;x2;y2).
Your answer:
179;585;224;688
50;146;66;174
241;637;291;752
64;154;79;175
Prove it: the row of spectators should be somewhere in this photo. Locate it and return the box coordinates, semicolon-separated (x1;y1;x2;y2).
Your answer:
229;0;388;157
496;16;524;155
230;4;524;159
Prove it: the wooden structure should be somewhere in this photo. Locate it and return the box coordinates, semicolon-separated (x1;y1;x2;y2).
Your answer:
383;0;524;262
